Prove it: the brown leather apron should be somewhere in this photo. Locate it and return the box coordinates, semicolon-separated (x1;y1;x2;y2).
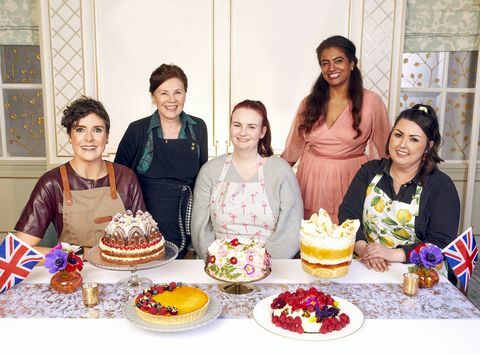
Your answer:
59;161;126;247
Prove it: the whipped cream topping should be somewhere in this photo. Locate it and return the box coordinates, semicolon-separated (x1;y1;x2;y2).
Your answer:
100;248;165;262
300;209;359;248
105;210;158;236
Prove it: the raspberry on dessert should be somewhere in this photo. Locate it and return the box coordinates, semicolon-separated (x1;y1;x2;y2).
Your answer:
270;287;351;335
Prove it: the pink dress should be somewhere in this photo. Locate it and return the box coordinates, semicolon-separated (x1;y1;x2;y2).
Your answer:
281;89;390;223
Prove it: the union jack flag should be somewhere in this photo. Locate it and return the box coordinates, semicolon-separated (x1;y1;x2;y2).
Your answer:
0;233;44;293
443;227;478;289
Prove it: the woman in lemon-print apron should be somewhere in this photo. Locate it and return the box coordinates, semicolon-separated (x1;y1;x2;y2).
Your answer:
191;100;303;259
338;104;460;273
15;97;145;256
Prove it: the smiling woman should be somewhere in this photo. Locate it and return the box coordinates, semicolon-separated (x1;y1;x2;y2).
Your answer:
338;104;460;281
191;100;303;260
115;64;208;258
14;96;146;254
282;35;391;224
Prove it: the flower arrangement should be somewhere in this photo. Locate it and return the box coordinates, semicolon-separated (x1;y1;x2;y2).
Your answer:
44;243;83;274
408;243;443;288
408;243;443;272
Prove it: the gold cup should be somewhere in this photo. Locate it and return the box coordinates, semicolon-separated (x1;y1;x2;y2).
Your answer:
82;282;99;307
403;272;419;296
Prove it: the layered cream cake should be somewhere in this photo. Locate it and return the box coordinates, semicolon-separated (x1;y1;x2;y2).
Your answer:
270;287;350;334
135;282;209;325
99;210;165;265
205;236;271;282
300;209;359;278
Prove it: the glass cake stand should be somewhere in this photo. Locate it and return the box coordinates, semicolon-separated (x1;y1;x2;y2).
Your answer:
204;265;271;295
88;241;178;289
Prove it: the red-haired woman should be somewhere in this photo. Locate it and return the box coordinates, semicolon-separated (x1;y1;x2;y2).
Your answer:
192;100;303;259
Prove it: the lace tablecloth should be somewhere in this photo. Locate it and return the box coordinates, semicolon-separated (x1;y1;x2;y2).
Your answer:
1;282;479;319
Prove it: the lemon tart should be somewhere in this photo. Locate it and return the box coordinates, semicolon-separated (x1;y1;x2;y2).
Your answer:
134;282;209;325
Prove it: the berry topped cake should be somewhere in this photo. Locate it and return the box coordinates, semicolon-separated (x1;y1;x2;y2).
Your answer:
134;282;209;325
300;209;359;278
205;236;271;282
99;210;165;265
270;287;350;334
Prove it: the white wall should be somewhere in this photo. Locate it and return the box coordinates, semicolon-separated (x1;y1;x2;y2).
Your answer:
95;0;350;155
95;0;215;155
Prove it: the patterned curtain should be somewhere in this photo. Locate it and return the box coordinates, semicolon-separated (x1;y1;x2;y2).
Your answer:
404;0;480;52
0;0;39;45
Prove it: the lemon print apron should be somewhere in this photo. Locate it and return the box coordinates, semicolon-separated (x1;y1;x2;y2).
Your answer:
362;173;422;248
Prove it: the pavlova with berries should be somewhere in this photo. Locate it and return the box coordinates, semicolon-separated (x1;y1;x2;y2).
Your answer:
270;287;350;334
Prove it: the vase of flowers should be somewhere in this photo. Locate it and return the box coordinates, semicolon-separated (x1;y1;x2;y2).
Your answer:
45;243;84;293
408;243;443;288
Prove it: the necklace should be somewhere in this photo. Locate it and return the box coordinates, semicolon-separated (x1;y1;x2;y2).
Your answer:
391;172;416;188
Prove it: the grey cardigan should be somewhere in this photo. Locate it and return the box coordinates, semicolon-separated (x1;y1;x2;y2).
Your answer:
191;154;303;259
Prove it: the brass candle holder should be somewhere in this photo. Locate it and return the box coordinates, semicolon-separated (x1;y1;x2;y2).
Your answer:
403;272;419;296
82;282;99;307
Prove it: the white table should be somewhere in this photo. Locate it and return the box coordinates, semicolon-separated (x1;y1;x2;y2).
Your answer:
1;260;479;355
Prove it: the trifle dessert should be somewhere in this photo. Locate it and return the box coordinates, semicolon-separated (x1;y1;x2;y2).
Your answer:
99;210;165;265
134;282;209;325
300;209;359;278
270;287;350;334
205;236;271;282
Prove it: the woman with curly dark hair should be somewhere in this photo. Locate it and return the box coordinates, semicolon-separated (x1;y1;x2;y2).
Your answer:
282;35;390;223
15;96;145;254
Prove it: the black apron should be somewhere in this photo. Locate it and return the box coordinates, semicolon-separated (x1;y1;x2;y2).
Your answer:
138;126;199;258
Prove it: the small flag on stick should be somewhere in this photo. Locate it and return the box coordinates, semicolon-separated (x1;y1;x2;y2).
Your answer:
443;227;478;290
0;233;44;293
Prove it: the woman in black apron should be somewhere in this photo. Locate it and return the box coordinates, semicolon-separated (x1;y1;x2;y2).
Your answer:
115;64;208;258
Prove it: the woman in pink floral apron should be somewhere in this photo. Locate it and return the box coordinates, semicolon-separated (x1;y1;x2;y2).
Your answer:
192;100;303;259
338;104;460;273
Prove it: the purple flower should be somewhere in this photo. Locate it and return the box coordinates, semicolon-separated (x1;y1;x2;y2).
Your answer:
244;264;255;275
44;249;68;274
419;244;443;268
410;250;421;265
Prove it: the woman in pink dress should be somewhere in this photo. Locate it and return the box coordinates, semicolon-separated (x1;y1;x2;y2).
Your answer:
282;35;390;223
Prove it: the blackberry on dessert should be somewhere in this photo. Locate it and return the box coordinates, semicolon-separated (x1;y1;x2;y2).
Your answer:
270;287;350;334
99;210;165;265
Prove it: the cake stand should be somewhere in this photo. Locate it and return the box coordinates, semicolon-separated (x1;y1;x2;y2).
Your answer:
205;266;271;295
88;241;178;289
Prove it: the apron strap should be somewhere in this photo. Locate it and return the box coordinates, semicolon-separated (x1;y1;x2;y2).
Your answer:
60;165;73;206
371;173;383;186
106;161;118;200
257;154;265;181
218;154;233;182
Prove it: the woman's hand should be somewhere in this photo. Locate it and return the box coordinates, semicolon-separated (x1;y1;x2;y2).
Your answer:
361;256;390;272
362;242;407;263
362;243;392;260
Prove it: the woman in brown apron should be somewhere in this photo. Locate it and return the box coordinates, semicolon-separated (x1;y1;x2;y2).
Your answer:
338;104;460;276
15;97;145;255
